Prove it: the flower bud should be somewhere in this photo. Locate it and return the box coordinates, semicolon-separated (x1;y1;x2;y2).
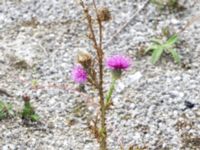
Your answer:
97;7;111;22
22;95;30;102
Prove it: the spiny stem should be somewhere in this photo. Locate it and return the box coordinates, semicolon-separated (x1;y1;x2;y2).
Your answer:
79;0;107;149
98;58;107;150
93;0;107;149
93;0;103;50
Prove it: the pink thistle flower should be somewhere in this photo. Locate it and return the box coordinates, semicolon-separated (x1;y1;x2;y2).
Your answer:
72;65;87;84
106;55;131;70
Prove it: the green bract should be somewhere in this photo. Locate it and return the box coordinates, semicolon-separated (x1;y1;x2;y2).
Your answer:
145;34;180;64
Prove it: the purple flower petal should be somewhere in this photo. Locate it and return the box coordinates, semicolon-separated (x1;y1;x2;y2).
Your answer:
72;65;87;84
106;55;131;70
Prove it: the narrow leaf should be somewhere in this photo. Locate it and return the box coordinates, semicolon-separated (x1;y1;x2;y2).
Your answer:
165;34;178;47
151;39;162;45
170;49;180;64
145;44;160;53
31;114;40;122
151;48;164;64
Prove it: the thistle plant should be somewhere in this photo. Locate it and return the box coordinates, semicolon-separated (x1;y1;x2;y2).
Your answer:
72;1;131;149
0;100;15;121
105;55;131;106
21;95;40;122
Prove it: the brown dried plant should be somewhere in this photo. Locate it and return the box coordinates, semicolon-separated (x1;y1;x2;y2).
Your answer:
78;0;111;149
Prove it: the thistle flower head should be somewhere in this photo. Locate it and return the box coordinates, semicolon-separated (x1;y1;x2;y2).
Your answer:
72;65;87;84
106;55;131;79
106;55;131;70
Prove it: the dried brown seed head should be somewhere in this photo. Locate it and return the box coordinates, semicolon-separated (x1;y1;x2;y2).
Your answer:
22;94;30;102
97;7;111;22
87;32;93;39
77;50;92;67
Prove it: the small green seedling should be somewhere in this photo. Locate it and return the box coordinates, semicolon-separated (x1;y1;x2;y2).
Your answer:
0;100;15;120
151;0;177;9
145;34;180;64
150;0;184;11
21;95;40;122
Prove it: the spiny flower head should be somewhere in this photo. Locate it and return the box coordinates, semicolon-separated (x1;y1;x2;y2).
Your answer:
106;55;131;70
72;65;87;84
106;55;131;79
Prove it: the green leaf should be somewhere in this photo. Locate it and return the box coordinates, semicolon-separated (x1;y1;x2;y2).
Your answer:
151;0;163;6
0;111;6;120
151;39;163;45
170;49;180;64
8;110;15;116
169;0;178;6
151;48;164;64
145;44;160;53
5;103;14;116
0;101;14;120
0;101;4;109
31;114;40;122
150;0;166;10
165;34;178;47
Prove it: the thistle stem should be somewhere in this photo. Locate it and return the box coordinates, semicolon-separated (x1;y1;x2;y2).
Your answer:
79;1;107;149
105;77;116;106
97;51;106;150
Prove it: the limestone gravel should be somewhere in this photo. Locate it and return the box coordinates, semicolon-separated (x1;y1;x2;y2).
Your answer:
0;0;200;150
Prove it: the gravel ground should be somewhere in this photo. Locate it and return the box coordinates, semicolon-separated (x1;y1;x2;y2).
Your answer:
0;0;200;149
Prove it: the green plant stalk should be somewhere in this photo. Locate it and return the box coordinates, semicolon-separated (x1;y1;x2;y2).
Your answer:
98;77;117;150
22;102;31;118
105;77;116;106
22;101;39;122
